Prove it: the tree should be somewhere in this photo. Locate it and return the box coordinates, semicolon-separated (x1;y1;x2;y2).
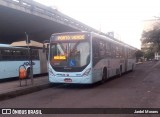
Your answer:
135;50;144;62
144;49;154;60
135;50;143;58
141;25;160;52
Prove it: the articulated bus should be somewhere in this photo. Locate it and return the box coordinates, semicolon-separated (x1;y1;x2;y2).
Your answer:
48;32;137;84
0;44;47;80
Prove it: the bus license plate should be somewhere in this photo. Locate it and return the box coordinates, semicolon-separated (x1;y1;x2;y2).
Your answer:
64;78;72;83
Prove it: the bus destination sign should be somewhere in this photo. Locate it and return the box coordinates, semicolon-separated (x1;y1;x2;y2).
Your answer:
56;35;85;41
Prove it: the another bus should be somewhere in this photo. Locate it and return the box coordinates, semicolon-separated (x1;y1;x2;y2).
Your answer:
0;44;47;80
48;32;137;84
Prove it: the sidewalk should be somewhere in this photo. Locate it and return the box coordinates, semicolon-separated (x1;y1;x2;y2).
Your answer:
0;76;50;101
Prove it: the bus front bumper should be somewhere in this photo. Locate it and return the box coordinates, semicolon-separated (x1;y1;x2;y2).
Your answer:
49;75;93;84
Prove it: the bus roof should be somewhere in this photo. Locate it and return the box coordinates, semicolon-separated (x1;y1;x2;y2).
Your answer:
51;31;138;50
10;40;43;48
0;44;12;47
90;32;137;50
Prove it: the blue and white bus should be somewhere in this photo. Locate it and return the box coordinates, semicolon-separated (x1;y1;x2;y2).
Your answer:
48;32;137;84
0;44;47;80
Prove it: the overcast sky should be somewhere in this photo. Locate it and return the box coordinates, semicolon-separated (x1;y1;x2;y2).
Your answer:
34;0;160;49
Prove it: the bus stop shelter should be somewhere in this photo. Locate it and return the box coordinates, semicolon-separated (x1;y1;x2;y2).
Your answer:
10;40;45;85
10;40;44;48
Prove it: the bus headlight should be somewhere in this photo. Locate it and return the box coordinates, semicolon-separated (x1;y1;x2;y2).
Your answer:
82;68;91;76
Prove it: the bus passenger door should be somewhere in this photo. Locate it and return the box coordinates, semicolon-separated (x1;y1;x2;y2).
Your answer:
92;38;101;81
92;39;100;67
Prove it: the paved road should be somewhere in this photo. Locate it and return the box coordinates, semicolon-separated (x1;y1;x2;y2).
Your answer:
0;61;160;117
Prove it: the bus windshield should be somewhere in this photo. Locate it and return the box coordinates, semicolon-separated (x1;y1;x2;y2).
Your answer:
50;40;90;71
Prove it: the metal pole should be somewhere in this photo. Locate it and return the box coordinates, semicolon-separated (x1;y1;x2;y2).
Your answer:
25;32;33;85
30;47;34;85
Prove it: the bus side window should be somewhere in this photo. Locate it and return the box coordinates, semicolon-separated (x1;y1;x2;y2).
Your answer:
93;39;99;58
125;48;128;58
111;44;116;58
115;45;120;58
119;46;123;58
128;49;132;58
32;49;39;60
1;49;12;61
106;42;111;57
99;41;105;57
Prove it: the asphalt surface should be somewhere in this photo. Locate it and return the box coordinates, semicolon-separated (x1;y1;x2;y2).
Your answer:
0;61;160;117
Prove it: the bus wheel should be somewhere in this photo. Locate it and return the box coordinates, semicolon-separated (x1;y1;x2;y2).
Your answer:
101;68;107;83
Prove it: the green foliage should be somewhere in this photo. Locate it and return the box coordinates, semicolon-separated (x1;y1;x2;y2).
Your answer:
135;50;143;58
142;29;160;44
144;50;154;60
141;26;160;52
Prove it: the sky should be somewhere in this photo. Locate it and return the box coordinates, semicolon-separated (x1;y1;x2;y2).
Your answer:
34;0;160;49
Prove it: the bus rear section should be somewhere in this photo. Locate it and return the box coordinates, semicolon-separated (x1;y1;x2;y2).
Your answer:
48;32;93;84
0;45;47;80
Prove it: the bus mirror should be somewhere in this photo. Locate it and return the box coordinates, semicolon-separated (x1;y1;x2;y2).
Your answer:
43;40;49;53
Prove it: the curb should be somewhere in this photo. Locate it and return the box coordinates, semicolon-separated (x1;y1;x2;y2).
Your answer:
0;83;51;101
